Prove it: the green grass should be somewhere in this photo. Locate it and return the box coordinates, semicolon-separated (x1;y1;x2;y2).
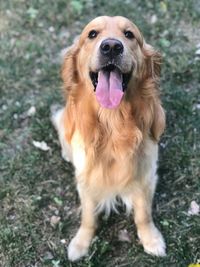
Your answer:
0;0;199;266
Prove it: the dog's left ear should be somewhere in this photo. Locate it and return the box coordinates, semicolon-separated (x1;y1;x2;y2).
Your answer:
142;43;165;141
151;100;166;141
142;42;162;80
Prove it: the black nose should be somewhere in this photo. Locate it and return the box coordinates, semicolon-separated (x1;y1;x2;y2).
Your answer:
100;38;123;57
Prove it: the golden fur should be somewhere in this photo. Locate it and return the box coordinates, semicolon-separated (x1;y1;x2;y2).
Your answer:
52;16;166;261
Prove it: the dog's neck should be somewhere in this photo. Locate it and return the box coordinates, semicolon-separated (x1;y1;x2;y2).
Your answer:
72;89;143;158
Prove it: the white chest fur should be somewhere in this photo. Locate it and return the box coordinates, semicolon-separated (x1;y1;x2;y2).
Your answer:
52;108;158;215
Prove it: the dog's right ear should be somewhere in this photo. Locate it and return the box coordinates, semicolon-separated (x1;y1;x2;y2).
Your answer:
61;37;80;93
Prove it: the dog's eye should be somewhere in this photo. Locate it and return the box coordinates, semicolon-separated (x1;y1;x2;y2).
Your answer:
88;30;98;39
124;31;134;39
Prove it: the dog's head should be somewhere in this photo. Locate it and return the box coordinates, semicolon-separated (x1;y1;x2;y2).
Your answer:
62;16;161;109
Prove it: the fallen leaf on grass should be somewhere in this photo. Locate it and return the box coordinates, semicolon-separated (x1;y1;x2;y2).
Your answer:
50;216;61;227
118;229;131;243
150;14;158;24
195;48;200;55
33;140;50;151
44;251;54;260
27;106;36;116
60;239;67;244
188;200;199;216
48;205;59;215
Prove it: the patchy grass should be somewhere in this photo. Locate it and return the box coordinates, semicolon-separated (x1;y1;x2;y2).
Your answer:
0;0;200;266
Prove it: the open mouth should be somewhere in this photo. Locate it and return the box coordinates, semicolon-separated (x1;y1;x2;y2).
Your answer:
89;64;132;109
90;64;131;92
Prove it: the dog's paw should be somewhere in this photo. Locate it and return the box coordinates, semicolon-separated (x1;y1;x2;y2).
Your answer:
68;236;89;262
139;226;166;257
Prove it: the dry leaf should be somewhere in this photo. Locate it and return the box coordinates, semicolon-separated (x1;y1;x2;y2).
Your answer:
27;106;36;116
118;229;131;243
33;140;50;151
195;48;200;55
150;15;158;24
60;239;67;244
44;251;54;260
188;200;199;215
50;216;61;227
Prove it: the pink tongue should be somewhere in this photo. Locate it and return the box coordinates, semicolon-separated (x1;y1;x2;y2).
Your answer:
95;69;124;109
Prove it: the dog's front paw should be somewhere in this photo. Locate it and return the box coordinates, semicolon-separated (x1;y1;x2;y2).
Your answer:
138;225;166;257
68;235;89;262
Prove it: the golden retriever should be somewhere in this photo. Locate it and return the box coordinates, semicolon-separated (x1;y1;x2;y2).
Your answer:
52;16;166;261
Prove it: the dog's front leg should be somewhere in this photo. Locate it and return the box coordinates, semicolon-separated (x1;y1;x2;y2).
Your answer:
68;186;97;261
132;180;166;257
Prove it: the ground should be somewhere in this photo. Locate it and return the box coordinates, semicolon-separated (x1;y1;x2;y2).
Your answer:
0;0;200;267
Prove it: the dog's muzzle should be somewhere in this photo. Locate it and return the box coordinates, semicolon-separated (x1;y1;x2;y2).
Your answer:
89;38;132;109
